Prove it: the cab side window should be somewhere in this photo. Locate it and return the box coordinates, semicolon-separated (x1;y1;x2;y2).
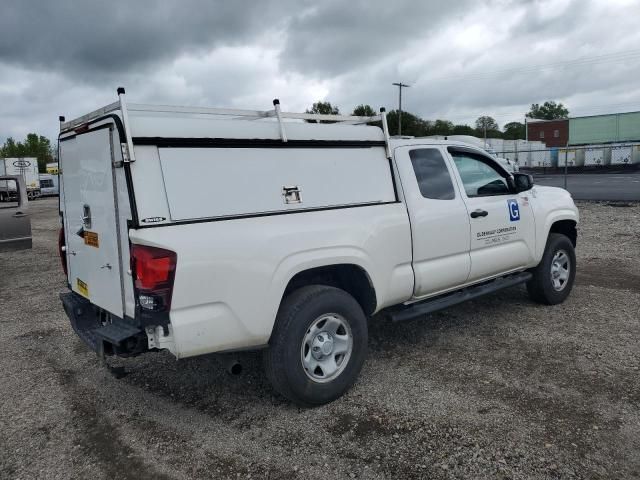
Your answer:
409;148;455;200
449;150;511;197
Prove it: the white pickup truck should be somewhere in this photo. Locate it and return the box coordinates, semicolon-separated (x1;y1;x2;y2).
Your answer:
58;89;578;406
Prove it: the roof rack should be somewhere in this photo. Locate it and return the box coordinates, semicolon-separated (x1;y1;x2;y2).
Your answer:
60;88;393;159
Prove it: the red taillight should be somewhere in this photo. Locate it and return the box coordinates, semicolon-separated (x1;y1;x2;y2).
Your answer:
130;244;177;312
58;227;68;276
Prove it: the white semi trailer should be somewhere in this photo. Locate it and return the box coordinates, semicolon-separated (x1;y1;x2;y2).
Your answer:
0;157;41;200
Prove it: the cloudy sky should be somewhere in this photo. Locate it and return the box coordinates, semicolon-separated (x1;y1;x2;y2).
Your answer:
2;0;640;142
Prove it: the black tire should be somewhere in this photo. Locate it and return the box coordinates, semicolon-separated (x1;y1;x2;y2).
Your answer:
527;233;576;305
263;285;368;407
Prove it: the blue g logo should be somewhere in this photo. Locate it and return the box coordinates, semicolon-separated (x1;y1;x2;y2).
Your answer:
507;199;520;222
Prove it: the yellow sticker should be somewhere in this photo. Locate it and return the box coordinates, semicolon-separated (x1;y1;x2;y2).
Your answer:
77;278;89;297
84;231;99;248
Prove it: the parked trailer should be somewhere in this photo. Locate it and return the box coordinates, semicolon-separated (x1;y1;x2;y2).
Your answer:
558;148;585;167
39;173;59;196
0;157;41;200
584;146;611;167
610;144;637;165
499;141;520;165
529;149;551;167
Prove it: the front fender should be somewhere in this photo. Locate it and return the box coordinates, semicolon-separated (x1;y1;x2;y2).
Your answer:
536;209;579;261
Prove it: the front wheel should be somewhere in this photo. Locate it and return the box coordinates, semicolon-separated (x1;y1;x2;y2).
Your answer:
263;285;368;407
527;233;576;305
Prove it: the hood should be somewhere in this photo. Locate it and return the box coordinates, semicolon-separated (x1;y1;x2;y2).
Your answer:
531;185;579;222
532;185;572;199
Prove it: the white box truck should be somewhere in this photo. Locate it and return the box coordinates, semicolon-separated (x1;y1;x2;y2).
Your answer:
58;88;579;406
0;157;41;200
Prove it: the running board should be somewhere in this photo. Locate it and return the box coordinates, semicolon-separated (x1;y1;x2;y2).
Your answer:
388;272;532;323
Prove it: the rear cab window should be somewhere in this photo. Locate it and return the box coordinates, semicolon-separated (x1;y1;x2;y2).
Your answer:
409;148;455;200
448;149;511;197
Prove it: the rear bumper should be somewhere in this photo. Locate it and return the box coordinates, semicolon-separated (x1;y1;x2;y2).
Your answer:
60;291;148;357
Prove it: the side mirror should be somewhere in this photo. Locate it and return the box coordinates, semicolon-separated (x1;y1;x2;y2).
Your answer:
513;173;534;192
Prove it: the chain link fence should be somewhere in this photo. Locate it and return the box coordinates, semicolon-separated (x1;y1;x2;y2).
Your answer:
493;143;640;173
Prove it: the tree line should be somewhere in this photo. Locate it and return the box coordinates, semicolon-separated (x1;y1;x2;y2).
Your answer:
306;100;569;140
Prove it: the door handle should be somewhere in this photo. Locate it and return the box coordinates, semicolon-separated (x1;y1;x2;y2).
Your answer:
470;209;488;218
12;212;27;218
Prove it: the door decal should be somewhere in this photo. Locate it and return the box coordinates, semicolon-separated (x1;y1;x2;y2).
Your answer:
507;199;520;222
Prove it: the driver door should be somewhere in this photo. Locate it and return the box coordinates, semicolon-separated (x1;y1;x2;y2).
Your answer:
447;148;535;282
0;176;32;252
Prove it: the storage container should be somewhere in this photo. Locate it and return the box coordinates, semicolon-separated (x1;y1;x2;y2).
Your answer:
610;144;634;165
584;146;611;166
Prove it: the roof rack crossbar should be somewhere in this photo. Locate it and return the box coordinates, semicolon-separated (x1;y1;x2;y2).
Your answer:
60;101;120;132
63;104;382;129
127;104;383;123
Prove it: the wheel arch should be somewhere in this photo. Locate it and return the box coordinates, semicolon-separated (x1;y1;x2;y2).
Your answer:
549;219;577;247
280;263;378;317
536;210;578;260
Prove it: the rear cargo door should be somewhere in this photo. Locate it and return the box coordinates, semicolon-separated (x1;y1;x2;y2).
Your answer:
60;127;124;317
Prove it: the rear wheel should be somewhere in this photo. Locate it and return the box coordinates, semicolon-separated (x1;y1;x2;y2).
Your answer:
527;233;576;305
263;285;368;406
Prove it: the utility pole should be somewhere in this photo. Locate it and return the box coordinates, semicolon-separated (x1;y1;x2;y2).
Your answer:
483;123;487;148
392;82;410;136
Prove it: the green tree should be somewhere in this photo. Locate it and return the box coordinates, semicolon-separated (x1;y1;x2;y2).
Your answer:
0;137;18;156
305;101;340;123
474;116;501;138
503;121;525;140
1;134;53;172
431;119;454;136
475;116;499;131
452;124;475;135
526;101;569;120
351;104;377;117
383;110;431;137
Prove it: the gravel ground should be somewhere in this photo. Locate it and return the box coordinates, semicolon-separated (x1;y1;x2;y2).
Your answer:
1;197;639;479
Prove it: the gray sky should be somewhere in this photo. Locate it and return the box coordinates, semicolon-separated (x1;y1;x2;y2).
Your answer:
2;0;640;142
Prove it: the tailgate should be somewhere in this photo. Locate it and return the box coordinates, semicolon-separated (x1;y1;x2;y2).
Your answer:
60;126;125;318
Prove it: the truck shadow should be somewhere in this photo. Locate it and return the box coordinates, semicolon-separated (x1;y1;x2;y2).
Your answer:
111;285;534;411
368;285;532;355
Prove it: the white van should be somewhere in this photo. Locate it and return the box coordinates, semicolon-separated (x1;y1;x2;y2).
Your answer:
39;173;59;196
